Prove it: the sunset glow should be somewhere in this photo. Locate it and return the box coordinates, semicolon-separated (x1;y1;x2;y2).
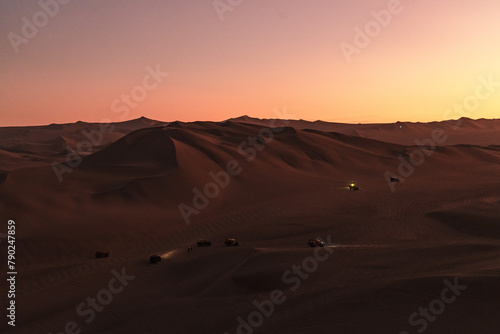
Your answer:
1;0;499;126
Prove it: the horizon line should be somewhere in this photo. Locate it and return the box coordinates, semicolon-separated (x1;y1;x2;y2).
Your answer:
1;115;499;129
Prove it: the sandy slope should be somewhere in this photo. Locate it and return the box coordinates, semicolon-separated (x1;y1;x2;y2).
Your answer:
0;117;166;172
1;118;500;334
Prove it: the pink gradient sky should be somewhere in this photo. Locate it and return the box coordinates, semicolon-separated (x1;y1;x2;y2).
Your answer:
1;0;499;126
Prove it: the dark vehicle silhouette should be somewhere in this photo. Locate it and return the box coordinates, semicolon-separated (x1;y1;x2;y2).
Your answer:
197;239;212;247
149;255;162;264
224;238;239;246
308;239;325;247
95;251;109;258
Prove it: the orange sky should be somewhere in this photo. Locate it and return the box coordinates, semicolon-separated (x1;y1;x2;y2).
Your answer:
1;0;499;126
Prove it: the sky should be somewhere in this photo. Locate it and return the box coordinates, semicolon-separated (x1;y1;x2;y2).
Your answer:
1;0;499;126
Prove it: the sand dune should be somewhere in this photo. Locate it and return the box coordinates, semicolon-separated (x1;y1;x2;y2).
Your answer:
230;115;500;146
0;117;167;171
1;117;499;333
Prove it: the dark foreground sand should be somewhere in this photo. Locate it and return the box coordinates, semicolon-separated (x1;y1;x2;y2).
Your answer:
1;117;499;333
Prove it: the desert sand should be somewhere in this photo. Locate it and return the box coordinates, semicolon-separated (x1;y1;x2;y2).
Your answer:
1;117;500;334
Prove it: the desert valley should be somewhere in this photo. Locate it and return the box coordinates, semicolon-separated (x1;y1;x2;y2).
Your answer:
1;116;500;333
